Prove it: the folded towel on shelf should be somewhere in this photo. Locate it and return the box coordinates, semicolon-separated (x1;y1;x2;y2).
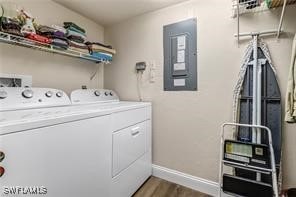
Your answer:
51;25;67;34
68;40;91;53
64;22;85;34
37;25;56;34
51;38;68;50
68;47;90;54
85;42;116;55
90;52;113;61
66;29;86;39
53;31;65;38
26;33;52;44
92;45;116;54
37;25;66;40
85;41;112;49
68;40;88;48
67;26;85;35
67;35;85;44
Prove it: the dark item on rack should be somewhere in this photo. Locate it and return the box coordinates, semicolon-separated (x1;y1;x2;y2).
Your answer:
64;22;85;34
0;5;22;37
85;41;112;49
37;25;66;38
282;188;296;197
67;35;85;44
286;188;296;197
26;33;51;44
239;0;261;9
0;17;23;37
223;174;273;197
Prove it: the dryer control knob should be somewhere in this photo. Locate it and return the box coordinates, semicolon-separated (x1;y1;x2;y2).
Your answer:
109;92;113;96
0;166;4;177
104;92;108;96
0;91;7;99
45;91;53;98
0;152;5;162
94;91;100;96
22;89;34;99
56;92;63;98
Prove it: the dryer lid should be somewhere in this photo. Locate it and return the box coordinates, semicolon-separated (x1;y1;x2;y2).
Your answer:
71;89;119;105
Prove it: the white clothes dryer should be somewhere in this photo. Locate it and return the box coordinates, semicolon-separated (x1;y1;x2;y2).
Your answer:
71;89;152;197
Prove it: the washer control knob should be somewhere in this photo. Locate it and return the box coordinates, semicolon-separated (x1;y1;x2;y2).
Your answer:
0;91;7;99
94;91;100;96
104;92;108;96
56;92;63;98
0;152;5;162
22;89;34;99
45;91;53;98
109;92;113;96
0;166;4;177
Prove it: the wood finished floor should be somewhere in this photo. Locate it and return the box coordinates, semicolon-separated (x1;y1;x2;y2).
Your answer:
133;176;211;197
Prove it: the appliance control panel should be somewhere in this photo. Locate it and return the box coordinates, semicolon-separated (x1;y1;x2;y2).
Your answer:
71;89;119;104
0;87;71;111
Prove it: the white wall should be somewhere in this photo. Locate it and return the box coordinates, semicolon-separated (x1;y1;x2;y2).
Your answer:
105;0;296;188
0;0;105;94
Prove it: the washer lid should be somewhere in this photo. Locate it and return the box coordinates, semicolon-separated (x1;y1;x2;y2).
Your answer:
0;105;112;135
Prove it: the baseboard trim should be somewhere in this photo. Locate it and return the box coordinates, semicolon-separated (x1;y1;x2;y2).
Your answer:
152;164;219;196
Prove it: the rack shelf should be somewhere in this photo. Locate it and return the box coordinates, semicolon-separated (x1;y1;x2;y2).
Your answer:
232;0;296;43
0;31;111;64
232;0;296;17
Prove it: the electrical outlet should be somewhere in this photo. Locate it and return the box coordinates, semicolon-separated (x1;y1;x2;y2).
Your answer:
136;62;147;72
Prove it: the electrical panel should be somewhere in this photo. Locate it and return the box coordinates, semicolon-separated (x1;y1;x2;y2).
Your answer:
163;18;197;91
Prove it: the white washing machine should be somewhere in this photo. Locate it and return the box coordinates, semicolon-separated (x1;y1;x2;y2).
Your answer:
71;89;152;197
0;87;113;197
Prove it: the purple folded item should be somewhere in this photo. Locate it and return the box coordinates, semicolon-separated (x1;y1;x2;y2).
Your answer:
53;31;65;38
37;25;66;40
52;38;68;49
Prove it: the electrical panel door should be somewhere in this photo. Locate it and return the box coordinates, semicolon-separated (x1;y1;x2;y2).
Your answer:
163;18;197;91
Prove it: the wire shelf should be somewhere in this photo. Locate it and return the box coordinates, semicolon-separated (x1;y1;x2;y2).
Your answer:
232;0;296;17
0;31;111;64
232;0;269;17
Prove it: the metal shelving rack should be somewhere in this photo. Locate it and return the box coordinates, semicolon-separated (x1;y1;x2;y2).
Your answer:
232;0;296;43
0;31;111;64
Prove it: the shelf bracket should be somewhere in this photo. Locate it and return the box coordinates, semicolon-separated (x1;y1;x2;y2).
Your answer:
277;0;287;39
